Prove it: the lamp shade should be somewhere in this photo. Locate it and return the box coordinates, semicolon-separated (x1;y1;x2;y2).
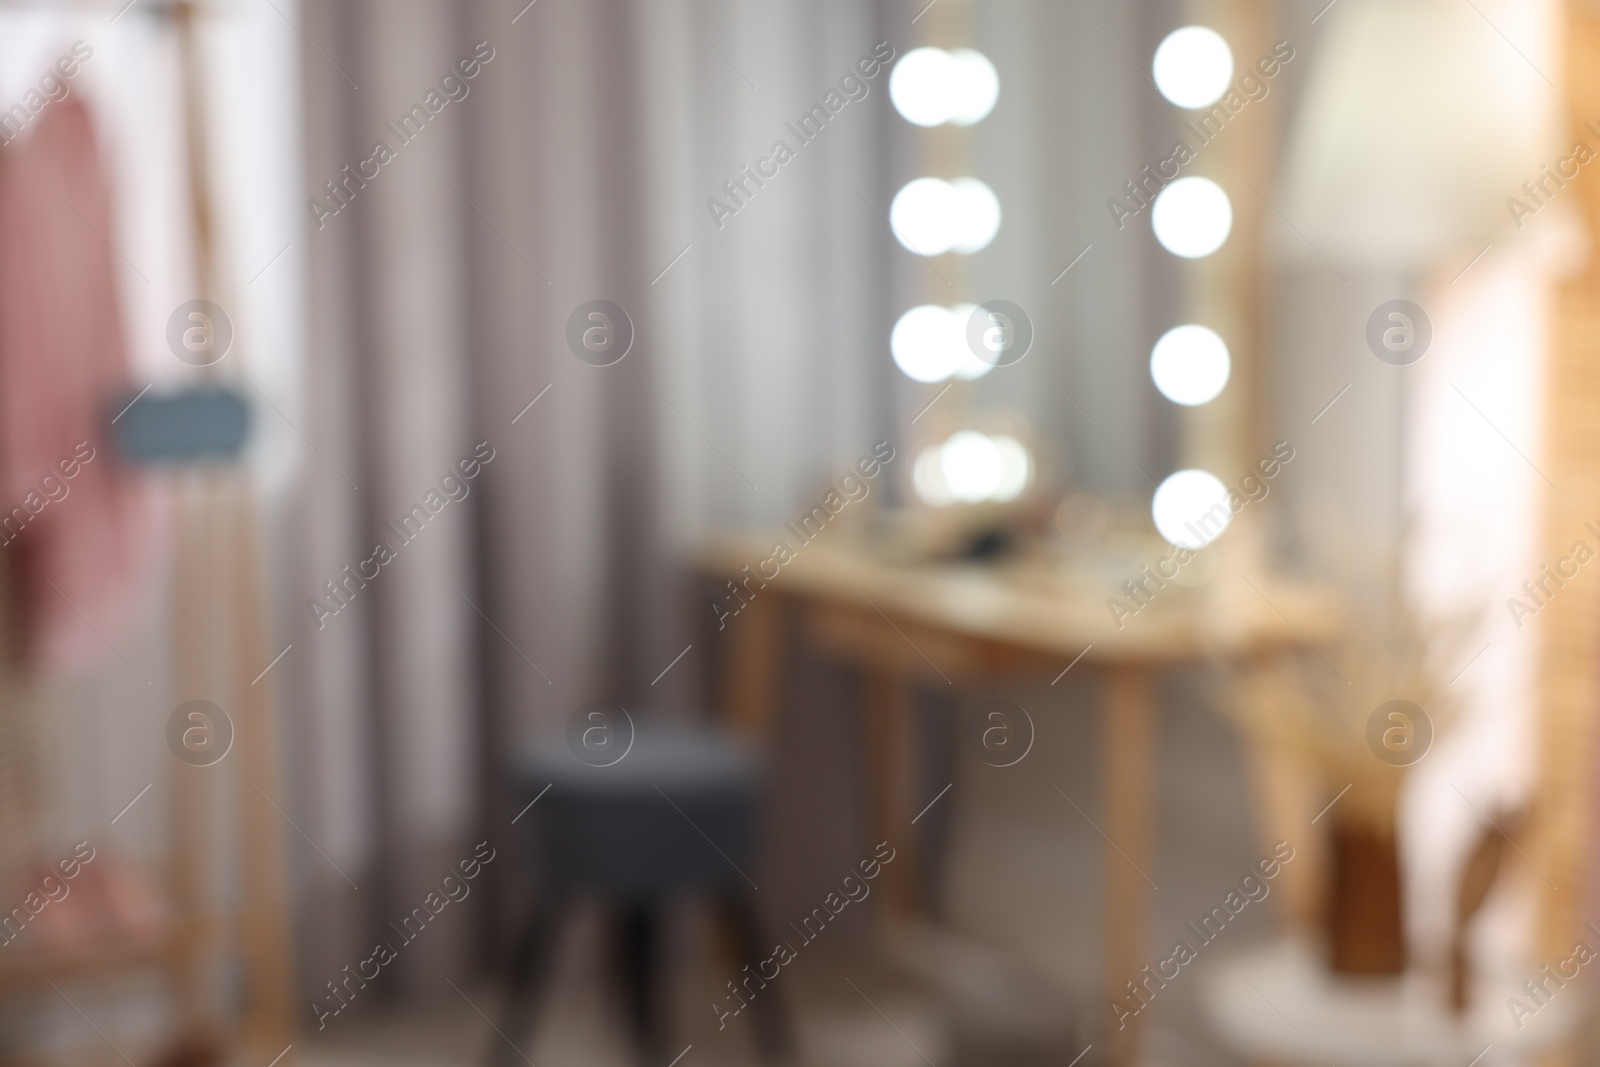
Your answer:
1277;0;1559;270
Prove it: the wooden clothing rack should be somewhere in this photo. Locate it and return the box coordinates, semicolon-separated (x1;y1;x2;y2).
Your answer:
0;1;297;1063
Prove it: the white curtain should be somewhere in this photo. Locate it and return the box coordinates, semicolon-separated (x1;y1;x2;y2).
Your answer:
288;0;909;998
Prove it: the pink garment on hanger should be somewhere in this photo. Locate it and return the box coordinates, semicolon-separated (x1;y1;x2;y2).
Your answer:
0;98;148;669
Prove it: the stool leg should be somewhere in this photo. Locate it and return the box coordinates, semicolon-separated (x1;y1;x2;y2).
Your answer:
716;891;794;1061
617;902;666;1067
490;885;566;1067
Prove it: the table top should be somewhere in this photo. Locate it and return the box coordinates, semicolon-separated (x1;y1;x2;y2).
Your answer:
699;532;1341;669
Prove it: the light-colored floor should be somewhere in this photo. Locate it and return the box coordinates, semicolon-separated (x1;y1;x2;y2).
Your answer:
298;924;991;1067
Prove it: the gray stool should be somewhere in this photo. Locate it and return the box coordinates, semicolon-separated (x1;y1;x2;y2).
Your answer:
493;724;792;1066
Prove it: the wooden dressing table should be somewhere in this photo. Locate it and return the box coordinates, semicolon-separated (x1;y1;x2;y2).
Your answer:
703;532;1338;1066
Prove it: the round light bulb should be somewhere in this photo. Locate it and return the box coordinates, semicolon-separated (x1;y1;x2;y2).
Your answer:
949;303;994;381
1151;176;1232;258
1152;469;1232;549
890;178;958;256
949;49;1000;125
992;436;1031;501
941;431;1003;504
949;177;1001;254
1150;324;1230;405
1153;26;1234;109
892;304;961;382
914;445;955;506
890;48;959;126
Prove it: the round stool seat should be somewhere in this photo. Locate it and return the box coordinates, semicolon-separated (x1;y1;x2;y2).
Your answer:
516;725;760;895
494;722;791;1067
